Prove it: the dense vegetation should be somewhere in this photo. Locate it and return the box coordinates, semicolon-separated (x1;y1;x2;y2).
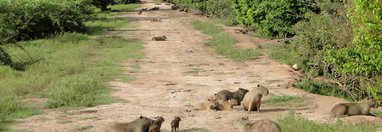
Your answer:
0;1;141;130
169;0;382;101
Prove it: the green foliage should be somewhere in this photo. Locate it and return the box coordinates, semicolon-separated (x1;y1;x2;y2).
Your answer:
0;96;40;131
0;4;141;129
46;73;115;108
0;0;94;44
205;0;237;25
277;112;380;132
92;0;114;11
328;0;382;76
296;78;351;100
114;0;141;4
324;0;382;100
192;20;261;61
265;43;300;65
230;0;318;37
171;0;207;13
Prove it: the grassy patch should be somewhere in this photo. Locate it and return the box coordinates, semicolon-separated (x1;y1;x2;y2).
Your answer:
0;3;141;130
110;4;140;12
372;110;382;117
277;113;380;132
192;20;261;61
73;125;93;132
185;66;204;75
264;95;307;107
264;43;300;65
199;128;209;132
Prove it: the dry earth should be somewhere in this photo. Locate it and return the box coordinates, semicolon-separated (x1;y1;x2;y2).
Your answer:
13;1;381;132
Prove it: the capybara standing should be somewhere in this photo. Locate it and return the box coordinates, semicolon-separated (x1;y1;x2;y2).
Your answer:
241;85;269;113
171;116;181;132
149;116;165;132
331;98;378;118
216;88;249;105
104;115;153;132
233;117;282;132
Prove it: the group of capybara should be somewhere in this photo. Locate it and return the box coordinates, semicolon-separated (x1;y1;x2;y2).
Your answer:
103;84;379;132
111;3;380;131
105;116;180;132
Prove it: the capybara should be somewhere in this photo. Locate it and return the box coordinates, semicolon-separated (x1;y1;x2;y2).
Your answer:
104;115;153;132
331;98;378;118
171;116;181;132
233;117;282;132
216;88;249;105
241;85;269;113
149;116;165;132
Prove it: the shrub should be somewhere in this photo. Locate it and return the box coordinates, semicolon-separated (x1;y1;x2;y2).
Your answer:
230;0;318;37
0;0;94;44
206;0;237;25
92;0;114;11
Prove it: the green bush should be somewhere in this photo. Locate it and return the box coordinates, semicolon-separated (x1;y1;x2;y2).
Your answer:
206;0;237;25
0;0;93;44
171;0;207;13
92;0;114;11
230;0;318;37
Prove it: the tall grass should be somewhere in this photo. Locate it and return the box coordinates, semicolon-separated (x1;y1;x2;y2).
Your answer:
192;20;261;61
0;4;141;130
264;95;307;107
277;113;380;132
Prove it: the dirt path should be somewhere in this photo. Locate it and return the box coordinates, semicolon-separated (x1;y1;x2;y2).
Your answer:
13;1;381;132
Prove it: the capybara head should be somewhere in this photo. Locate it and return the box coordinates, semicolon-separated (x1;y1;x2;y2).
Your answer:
174;116;181;121
256;84;269;95
233;117;249;127
154;116;165;122
367;98;378;108
238;88;249;95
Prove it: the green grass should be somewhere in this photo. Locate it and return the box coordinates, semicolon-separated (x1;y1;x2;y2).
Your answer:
199;128;209;132
372;110;382;117
264;43;300;65
73;125;93;132
192;20;261;61
0;3;141;130
264;95;308;107
110;4;140;12
277;113;380;132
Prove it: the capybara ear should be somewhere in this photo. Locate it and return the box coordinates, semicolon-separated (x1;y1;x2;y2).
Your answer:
257;84;260;87
140;115;143;119
239;88;243;90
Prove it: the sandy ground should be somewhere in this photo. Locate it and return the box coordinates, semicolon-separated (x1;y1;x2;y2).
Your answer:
13;1;381;132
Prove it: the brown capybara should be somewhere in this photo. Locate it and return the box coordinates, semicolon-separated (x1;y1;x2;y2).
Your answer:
331;98;378;118
216;88;249;105
195;94;220;111
216;98;239;111
152;35;167;41
104;115;153;132
149;7;160;11
233;117;282;132
171;116;181;132
241;85;269;113
149;116;165;132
